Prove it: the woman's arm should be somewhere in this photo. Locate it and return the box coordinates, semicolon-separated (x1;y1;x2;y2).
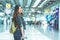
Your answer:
16;15;24;38
20;26;24;38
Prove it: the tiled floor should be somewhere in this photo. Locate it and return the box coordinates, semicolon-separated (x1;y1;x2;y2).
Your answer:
0;25;59;40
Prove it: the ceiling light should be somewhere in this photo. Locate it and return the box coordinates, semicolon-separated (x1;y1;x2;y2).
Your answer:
37;11;41;13
31;9;35;12
32;0;41;7
0;12;4;15
38;0;48;8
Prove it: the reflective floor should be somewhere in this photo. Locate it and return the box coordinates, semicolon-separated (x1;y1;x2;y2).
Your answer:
0;25;59;40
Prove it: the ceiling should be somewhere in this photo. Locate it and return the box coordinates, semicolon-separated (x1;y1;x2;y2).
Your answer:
0;0;60;12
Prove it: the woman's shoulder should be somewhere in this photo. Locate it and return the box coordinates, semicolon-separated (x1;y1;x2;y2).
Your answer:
17;14;22;17
16;14;22;19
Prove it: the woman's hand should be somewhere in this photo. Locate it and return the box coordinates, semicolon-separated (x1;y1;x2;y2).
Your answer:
21;32;24;40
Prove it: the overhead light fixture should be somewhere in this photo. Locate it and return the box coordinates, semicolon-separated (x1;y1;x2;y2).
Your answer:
0;12;5;16
31;9;35;12
29;13;31;16
38;0;48;8
37;11;41;13
32;0;41;7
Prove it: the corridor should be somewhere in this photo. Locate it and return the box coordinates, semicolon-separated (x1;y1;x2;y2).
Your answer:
0;25;59;40
0;0;60;40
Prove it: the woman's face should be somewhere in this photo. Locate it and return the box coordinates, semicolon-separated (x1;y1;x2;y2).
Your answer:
18;7;22;13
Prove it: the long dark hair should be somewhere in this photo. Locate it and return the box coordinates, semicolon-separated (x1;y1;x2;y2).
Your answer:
13;5;20;19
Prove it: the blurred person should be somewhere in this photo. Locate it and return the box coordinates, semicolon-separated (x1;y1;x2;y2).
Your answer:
12;5;26;40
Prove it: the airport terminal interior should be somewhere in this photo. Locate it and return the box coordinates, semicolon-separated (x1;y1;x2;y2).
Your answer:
0;0;60;40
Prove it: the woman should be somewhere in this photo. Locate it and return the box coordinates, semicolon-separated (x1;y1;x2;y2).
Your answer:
12;5;25;40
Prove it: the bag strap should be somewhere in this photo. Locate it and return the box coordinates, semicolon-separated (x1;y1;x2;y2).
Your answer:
12;18;21;30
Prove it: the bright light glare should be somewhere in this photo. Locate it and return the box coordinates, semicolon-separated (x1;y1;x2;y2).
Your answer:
26;17;30;21
37;11;41;13
38;0;48;8
40;16;46;21
31;9;35;12
5;9;11;14
0;12;5;16
29;13;31;15
36;18;40;21
32;0;41;7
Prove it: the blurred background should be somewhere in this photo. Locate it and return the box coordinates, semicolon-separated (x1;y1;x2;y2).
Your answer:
0;0;60;40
